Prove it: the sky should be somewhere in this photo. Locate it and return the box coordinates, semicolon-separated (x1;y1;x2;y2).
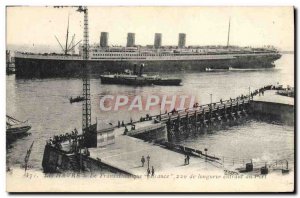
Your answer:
6;6;294;52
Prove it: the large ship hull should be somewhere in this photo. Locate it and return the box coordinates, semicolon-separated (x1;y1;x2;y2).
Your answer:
15;54;281;78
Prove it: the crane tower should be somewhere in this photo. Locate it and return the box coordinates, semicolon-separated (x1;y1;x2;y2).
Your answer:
77;6;91;131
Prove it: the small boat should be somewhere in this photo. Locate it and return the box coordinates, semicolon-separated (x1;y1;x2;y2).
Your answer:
69;96;84;103
205;67;229;72
100;64;182;86
6;115;31;141
282;168;290;174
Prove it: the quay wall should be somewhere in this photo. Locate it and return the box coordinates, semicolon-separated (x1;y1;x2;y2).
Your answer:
15;54;280;78
42;144;133;175
250;101;294;124
42;145;72;173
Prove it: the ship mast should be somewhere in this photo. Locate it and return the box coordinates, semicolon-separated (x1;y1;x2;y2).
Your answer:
65;14;70;55
54;11;81;55
226;17;231;48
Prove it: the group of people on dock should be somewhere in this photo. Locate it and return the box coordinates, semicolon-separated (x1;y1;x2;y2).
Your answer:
120;114;157;135
141;155;155;177
250;84;283;98
140;153;191;176
46;128;82;152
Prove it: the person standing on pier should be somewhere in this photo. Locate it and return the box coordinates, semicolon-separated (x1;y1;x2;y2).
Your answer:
124;126;128;135
187;155;190;165
151;166;155;176
147;155;151;168
141;156;145;167
147;167;151;177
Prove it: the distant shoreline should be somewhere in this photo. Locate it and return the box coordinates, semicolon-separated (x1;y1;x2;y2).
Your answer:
279;51;294;54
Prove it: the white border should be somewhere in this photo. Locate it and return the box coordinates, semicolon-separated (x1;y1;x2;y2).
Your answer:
1;0;298;197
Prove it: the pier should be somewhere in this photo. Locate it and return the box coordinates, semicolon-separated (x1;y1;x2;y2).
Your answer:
43;120;222;175
88;128;220;176
42;85;294;175
161;97;251;140
42;94;251;174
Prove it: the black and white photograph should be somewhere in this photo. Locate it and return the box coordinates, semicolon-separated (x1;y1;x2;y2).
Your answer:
5;5;294;192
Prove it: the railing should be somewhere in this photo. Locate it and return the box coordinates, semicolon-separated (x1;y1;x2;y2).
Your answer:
14;52;82;60
159;98;251;122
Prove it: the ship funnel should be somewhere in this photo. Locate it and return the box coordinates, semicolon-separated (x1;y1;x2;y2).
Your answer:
178;33;186;48
127;33;135;47
100;32;109;47
154;33;162;49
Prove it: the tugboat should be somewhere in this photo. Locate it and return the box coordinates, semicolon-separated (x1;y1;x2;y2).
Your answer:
69;96;84;103
100;64;182;86
6;115;31;141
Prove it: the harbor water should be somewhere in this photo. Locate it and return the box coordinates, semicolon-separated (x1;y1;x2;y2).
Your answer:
6;54;294;172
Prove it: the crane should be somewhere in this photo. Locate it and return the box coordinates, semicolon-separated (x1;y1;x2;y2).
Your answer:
77;6;91;133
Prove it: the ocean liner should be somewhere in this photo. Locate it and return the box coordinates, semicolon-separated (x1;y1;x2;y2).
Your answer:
13;15;281;78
